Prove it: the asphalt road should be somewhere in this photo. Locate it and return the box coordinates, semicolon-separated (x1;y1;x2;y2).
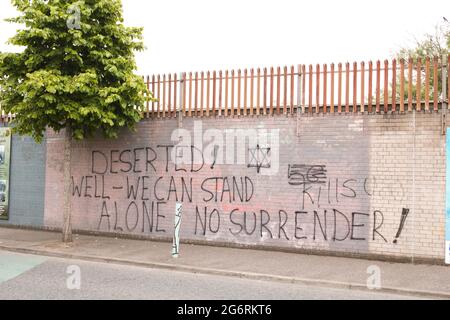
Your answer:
0;250;423;300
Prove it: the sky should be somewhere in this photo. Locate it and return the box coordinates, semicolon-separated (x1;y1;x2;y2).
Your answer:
0;0;449;76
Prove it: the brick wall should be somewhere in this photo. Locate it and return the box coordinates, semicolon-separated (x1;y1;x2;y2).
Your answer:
0;134;46;227
43;112;447;262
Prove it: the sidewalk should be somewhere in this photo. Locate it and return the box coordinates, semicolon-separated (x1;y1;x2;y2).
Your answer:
0;227;449;299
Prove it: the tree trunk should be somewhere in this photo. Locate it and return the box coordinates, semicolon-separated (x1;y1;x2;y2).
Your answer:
62;127;73;243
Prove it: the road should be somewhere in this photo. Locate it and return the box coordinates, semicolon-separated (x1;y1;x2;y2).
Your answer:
0;250;423;300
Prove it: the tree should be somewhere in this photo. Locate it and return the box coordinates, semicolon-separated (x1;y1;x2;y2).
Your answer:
0;0;151;242
397;21;449;61
394;20;449;101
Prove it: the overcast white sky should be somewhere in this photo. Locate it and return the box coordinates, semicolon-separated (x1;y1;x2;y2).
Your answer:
0;0;449;75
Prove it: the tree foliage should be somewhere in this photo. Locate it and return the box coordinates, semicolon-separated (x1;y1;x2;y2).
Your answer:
396;22;449;61
394;21;449;101
0;0;150;142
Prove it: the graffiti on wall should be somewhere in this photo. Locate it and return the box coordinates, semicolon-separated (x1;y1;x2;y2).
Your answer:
248;145;271;174
70;145;408;246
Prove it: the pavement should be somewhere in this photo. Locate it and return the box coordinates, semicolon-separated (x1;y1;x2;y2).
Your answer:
0;226;449;299
0;252;421;300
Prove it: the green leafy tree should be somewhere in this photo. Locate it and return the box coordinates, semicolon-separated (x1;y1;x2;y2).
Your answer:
397;22;449;62
0;0;151;242
394;21;449;101
0;0;149;141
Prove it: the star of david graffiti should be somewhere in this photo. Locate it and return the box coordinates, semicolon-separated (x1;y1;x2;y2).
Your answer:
248;145;271;174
